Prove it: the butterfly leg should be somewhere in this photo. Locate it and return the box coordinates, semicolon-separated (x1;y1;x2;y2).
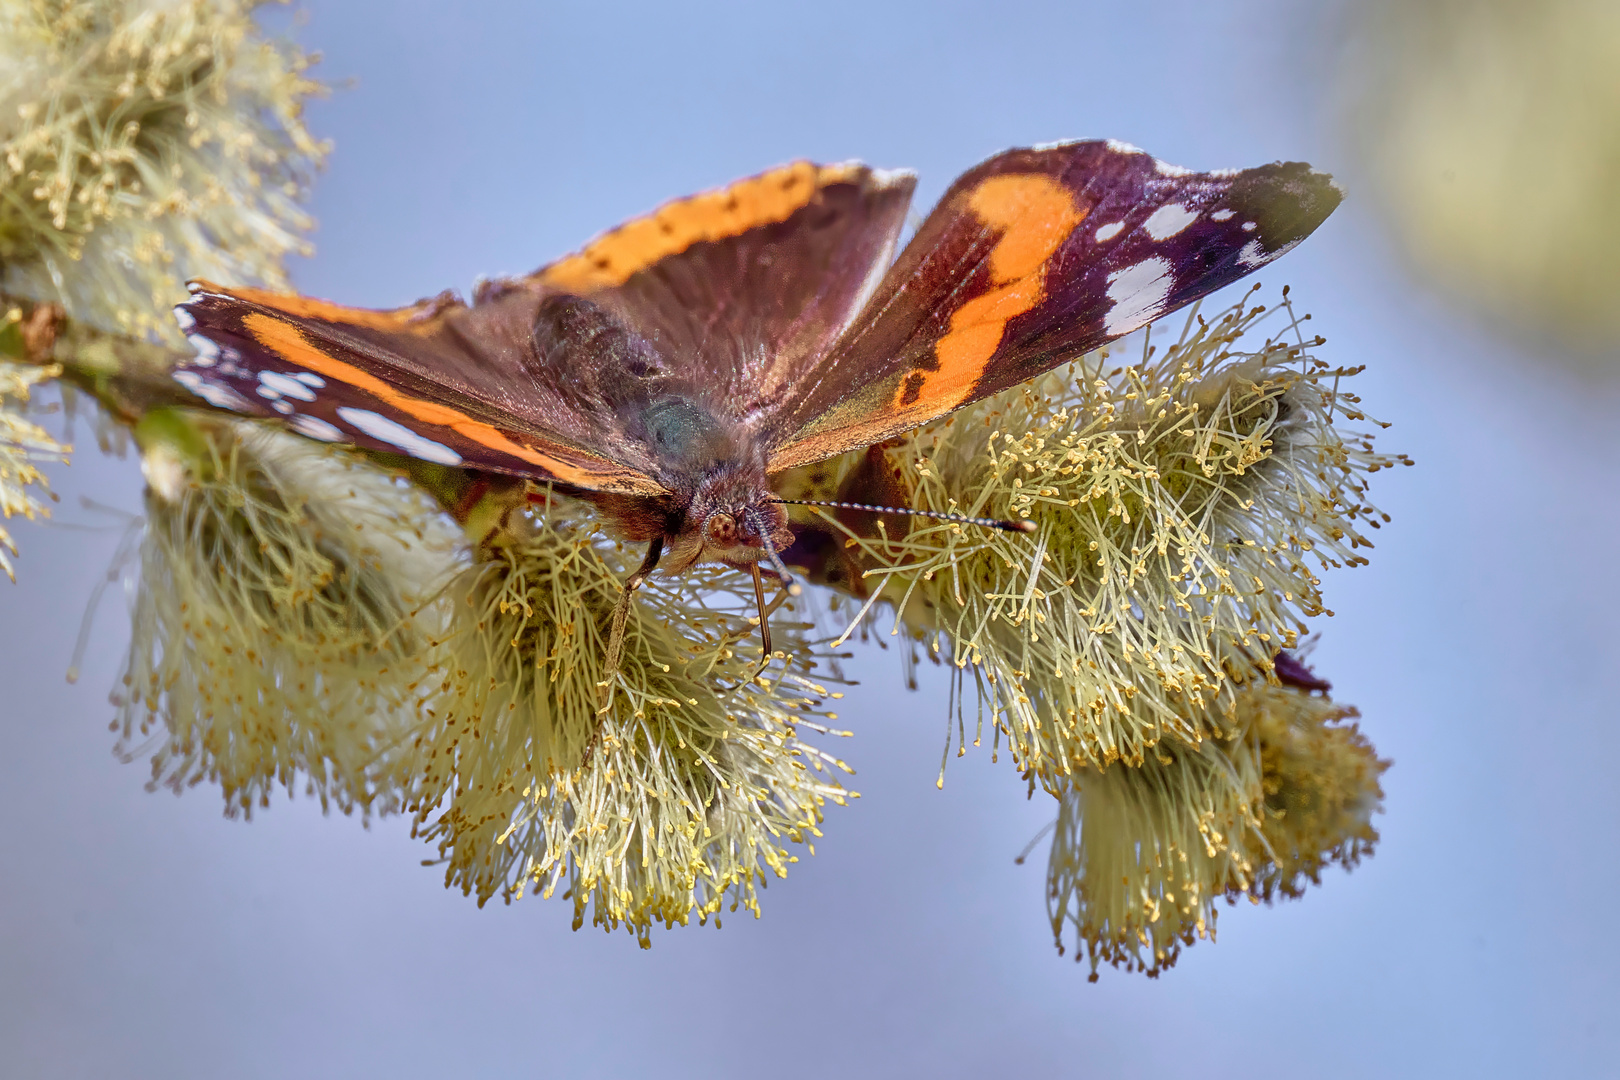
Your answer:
590;538;665;758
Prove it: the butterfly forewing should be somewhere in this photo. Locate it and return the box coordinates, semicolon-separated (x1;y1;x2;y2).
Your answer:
764;140;1341;471
526;161;916;423
172;281;671;493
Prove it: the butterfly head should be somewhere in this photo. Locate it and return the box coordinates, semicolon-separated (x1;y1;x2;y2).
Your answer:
707;498;801;603
702;502;793;563
678;463;793;572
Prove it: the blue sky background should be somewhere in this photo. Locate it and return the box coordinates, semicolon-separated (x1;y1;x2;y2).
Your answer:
4;1;1619;1076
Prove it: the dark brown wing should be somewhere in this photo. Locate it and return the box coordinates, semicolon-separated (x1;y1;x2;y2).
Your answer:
171;281;671;493
170;162;917;492
519;160;917;427
765;140;1342;472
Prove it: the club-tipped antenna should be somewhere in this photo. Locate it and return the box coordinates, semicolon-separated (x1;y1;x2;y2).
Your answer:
772;498;1037;534
745;507;802;597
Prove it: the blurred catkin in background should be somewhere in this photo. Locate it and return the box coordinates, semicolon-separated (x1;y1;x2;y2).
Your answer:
1337;0;1620;363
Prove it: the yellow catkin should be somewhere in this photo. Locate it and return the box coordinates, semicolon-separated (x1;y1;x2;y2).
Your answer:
1043;680;1388;980
0;349;70;580
399;495;855;943
117;419;464;818
777;291;1409;781
0;0;327;342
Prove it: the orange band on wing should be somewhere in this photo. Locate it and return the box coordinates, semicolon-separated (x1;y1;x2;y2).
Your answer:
539;161;865;292
194;279;447;334
241;312;658;492
897;174;1087;410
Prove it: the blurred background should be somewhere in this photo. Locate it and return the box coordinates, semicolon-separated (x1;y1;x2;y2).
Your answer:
4;0;1617;1075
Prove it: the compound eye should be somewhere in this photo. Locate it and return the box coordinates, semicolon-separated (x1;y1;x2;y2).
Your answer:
706;513;737;545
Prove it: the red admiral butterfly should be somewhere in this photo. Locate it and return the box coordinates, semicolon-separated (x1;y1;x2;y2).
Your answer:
170;139;1340;678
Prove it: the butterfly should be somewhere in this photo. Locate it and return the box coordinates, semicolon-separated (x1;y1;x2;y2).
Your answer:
171;139;1340;686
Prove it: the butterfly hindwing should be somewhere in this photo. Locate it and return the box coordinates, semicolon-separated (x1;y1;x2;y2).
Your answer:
765;140;1342;471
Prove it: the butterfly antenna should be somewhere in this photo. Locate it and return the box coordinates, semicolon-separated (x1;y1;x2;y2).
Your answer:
772;499;1037;534
745;507;802;598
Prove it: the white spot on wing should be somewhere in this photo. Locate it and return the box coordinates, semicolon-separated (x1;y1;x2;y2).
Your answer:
1103;257;1174;337
1242;221;1258;231
173;369;251;413
288;414;344;442
336;407;462;465
271;399;294;415
172;306;195;331
187;333;219;366
1207;168;1239;178
1094;221;1125;242
1153;158;1192;177
1211;209;1235;222
1237;237;1300;269
1106;139;1145;155
259;370;317;401
293;372;325;388
1142;204;1198;240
